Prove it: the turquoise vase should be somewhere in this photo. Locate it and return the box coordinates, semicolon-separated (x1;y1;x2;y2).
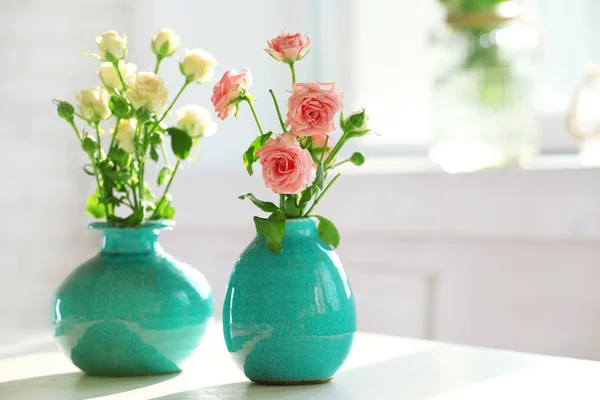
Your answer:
223;218;356;385
51;221;214;376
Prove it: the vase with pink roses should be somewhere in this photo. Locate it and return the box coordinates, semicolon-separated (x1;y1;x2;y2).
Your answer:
217;32;370;385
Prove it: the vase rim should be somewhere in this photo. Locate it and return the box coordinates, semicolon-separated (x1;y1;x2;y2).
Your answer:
88;220;175;231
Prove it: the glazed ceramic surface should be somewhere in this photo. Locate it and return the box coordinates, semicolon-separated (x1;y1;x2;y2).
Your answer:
51;221;213;376
223;218;356;384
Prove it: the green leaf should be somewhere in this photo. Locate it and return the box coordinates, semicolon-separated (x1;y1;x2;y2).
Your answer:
135;107;152;124
105;170;131;182
239;193;279;213
81;136;97;156
109;148;131;167
347;129;370;139
153;199;175;220
125;206;145;226
82;164;96;176
149;146;159;162
314;215;340;249
285;195;303;218
108;96;131;118
243;132;272;175
350;152;365;166
299;184;315;208
85;189;106;218
316;162;325;189
157;166;172;186
54;100;74;121
150;132;164;146
167;127;193;160
254;210;286;255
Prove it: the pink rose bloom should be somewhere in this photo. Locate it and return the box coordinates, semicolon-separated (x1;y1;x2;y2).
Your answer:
256;132;314;194
311;133;334;149
265;32;311;62
286;82;343;137
211;68;252;120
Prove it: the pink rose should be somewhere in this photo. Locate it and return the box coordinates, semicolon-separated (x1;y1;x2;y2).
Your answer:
311;133;334;149
286;82;343;137
211;68;252;120
265;32;311;62
256;132;314;194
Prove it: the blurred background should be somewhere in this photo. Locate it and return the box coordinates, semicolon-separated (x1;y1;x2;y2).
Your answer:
3;0;600;361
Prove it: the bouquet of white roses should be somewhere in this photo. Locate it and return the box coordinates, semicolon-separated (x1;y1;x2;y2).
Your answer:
54;29;217;227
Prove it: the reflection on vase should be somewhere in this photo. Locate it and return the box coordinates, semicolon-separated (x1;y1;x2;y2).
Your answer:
51;221;214;376
223;218;356;384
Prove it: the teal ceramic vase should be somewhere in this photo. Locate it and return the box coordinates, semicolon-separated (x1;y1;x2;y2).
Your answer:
223;218;356;385
51;221;214;376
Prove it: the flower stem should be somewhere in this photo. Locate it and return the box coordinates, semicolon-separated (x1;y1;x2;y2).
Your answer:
154;56;164;74
269;89;287;131
289;62;296;85
107;118;120;155
304;173;341;217
152;159;181;218
245;98;264;135
150;80;189;134
160;142;171;167
113;61;127;92
93;122;110;219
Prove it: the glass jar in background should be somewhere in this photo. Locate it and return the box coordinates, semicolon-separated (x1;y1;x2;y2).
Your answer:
568;64;600;166
429;1;541;173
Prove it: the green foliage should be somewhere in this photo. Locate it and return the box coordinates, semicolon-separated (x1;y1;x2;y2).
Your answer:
81;136;97;156
239;193;279;213
315;162;325;189
167;127;193;160
440;0;507;14
157;167;172;186
243;132;272;175
152;199;175;220
314;215;340;249
135;107;152;124
85;189;106;218
109;96;133;119
254;210;286;255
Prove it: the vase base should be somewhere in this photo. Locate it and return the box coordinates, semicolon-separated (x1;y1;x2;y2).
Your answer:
83;369;182;377
251;378;332;386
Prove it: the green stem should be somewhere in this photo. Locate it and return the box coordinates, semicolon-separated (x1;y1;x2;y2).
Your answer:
138;126;146;209
304;173;341;217
289;62;296;85
154;56;164;74
331;158;351;169
279;194;285;211
160;142;171;167
107;118;120;155
150;80;189;134
152;160;181;218
269;89;287;131
113;61;127;92
245;98;264;135
93;123;110;219
324;133;349;166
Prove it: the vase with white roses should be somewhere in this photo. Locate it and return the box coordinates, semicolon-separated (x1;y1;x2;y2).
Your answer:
219;32;370;385
51;29;216;376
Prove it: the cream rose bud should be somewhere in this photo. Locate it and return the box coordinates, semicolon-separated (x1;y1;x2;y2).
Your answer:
152;29;180;58
114;119;137;153
98;61;136;91
180;48;217;84
127;72;169;112
96;30;127;61
76;87;111;121
176;105;217;138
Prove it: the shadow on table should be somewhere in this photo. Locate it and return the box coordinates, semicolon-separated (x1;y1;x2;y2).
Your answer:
151;345;544;400
0;371;177;400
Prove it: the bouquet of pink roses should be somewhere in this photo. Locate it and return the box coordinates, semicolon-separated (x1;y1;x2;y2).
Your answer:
212;32;370;254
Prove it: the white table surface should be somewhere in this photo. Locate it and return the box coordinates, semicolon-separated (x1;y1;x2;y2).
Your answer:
2;323;600;399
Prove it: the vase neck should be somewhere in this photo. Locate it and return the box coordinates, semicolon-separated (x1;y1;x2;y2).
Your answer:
283;218;318;238
89;221;173;254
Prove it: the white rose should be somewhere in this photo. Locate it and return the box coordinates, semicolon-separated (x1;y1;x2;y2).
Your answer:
180;48;217;84
152;29;180;58
76;87;111;121
176;105;217;138
96;30;128;61
114;119;137;153
127;72;169;112
98;61;137;91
